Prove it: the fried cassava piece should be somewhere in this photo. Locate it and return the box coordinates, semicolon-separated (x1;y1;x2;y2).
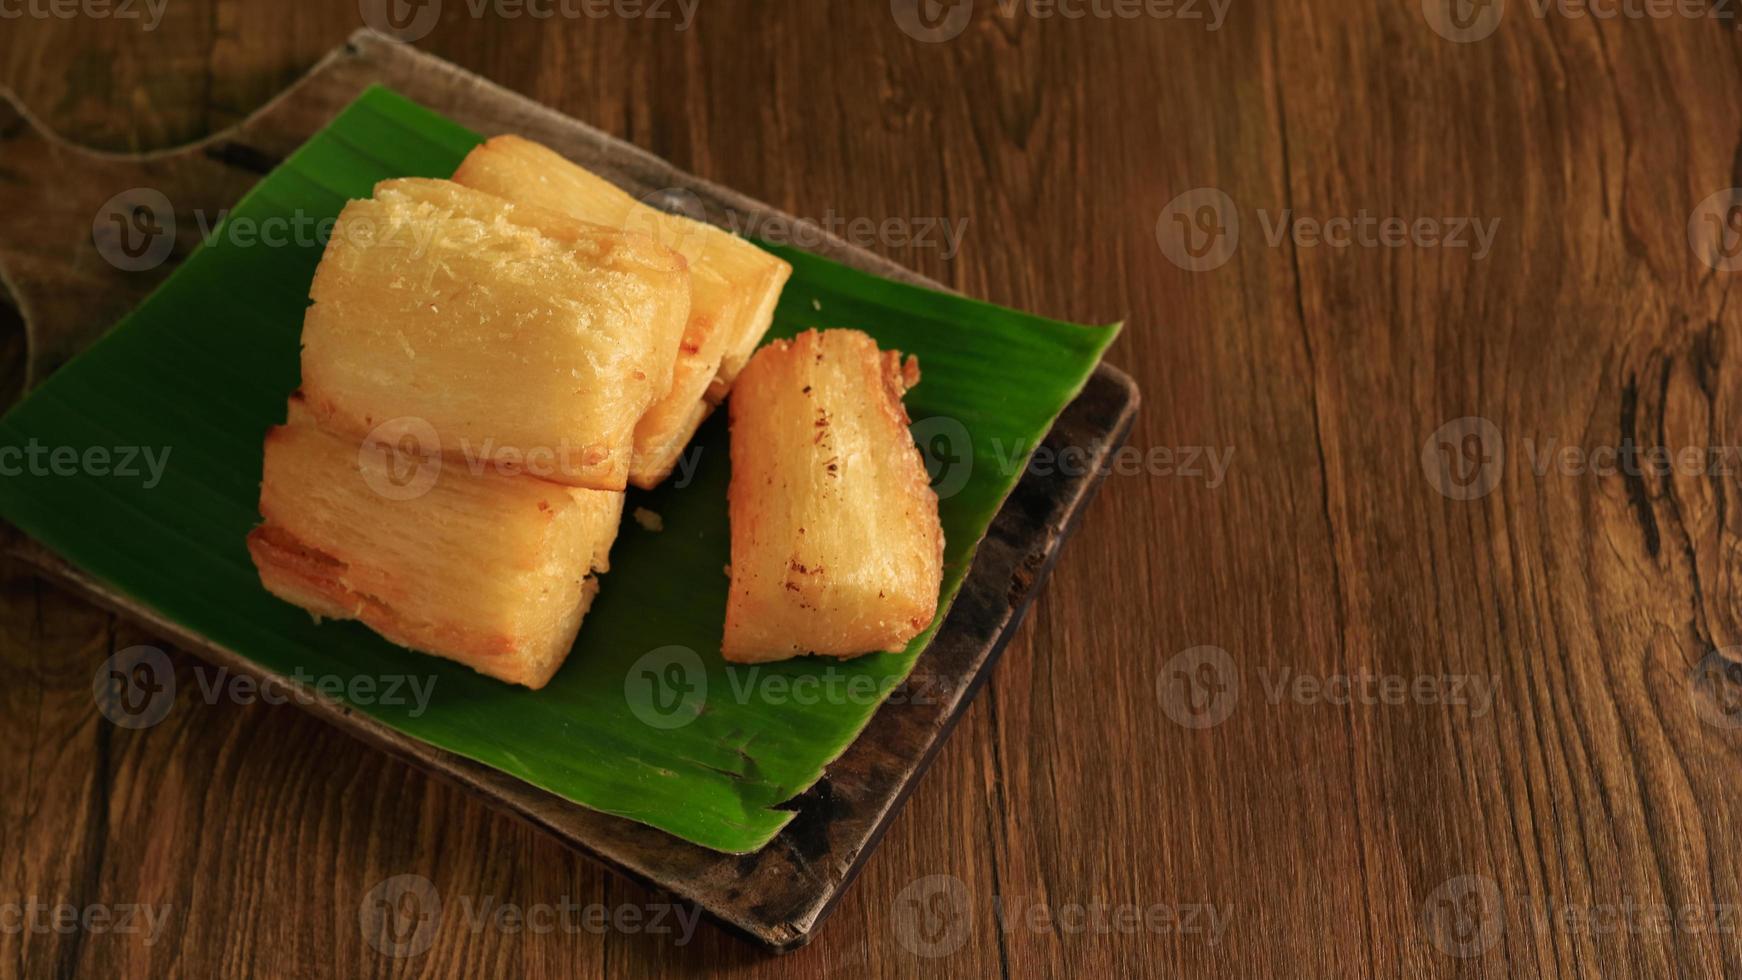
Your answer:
722;329;944;662
248;398;624;689
299;178;691;491
452;136;792;488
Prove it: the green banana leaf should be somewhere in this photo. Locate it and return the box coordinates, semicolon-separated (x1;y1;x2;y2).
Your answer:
0;87;1118;852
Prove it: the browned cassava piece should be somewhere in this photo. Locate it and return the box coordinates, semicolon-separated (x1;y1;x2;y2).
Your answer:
453;135;792;488
299;177;691;491
248;397;623;689
722;328;943;662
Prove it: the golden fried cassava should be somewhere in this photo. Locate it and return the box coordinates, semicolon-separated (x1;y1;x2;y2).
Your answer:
722;329;943;662
248;397;623;689
452;137;791;487
298;178;690;491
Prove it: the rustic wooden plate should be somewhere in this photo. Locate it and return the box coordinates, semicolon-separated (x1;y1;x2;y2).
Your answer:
0;31;1138;950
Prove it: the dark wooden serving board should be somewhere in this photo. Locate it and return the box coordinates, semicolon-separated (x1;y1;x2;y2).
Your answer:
0;31;1137;951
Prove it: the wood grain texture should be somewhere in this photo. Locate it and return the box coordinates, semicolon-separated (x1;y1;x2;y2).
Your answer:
1;2;1739;978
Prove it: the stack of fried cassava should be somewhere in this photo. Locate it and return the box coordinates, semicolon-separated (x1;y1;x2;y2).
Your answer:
249;138;943;688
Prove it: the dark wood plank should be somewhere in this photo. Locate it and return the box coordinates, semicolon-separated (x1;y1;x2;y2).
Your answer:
2;1;1740;977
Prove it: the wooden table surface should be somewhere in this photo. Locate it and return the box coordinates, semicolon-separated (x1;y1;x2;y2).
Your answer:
3;2;1740;977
